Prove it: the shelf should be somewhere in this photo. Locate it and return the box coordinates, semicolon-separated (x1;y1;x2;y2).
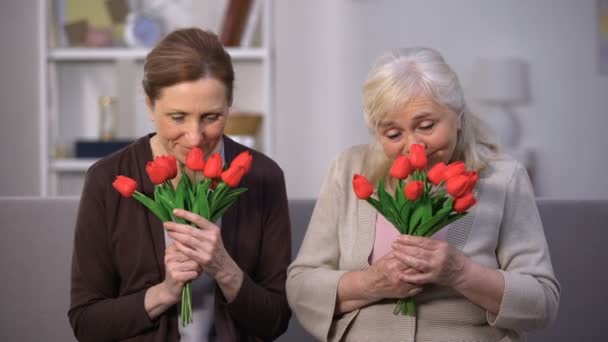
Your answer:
48;47;268;62
50;158;98;172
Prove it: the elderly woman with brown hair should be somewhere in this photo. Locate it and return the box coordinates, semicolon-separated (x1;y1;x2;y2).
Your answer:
286;47;559;341
68;28;291;341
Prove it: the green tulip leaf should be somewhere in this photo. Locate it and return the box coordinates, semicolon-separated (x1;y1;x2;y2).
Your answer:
133;192;170;222
425;212;467;237
398;201;412;234
409;205;425;235
209;183;229;212
395;180;406;208
157;193;186;224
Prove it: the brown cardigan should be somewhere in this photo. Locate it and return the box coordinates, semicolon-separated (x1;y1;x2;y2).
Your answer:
68;135;292;341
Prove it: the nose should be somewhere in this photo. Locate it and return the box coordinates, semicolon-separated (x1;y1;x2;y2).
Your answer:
402;135;426;154
185;122;203;147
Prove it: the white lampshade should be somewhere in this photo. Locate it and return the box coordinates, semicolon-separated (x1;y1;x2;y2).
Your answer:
472;57;529;105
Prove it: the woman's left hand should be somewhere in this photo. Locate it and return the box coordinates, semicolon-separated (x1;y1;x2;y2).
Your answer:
163;208;231;278
391;234;470;288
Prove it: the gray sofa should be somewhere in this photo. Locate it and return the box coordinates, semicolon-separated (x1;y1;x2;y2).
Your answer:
0;197;606;341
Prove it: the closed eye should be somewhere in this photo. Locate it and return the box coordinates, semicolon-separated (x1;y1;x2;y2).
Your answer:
417;120;435;132
202;113;221;122
169;113;186;122
385;129;402;141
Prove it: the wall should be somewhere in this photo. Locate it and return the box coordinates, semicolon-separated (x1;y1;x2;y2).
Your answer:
274;0;608;199
0;0;41;195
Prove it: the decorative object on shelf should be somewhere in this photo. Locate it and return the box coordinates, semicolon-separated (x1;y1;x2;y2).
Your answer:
98;96;118;141
123;12;164;47
63;20;88;46
220;0;254;46
472;57;529;150
224;112;262;148
59;0;117;47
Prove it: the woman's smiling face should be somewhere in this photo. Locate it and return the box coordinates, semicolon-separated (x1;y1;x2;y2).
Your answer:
147;77;228;164
377;97;461;168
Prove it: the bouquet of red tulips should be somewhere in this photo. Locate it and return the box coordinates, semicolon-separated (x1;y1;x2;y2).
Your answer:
112;148;253;326
352;144;478;316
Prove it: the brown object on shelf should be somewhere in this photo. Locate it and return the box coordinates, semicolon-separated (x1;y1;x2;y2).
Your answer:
219;0;253;46
225;113;262;135
64;20;88;46
105;0;129;24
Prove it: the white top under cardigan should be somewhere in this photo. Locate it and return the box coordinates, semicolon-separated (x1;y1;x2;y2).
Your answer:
286;144;560;342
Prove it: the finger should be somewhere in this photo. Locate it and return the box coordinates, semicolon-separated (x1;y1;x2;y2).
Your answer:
172;270;199;283
396;234;436;249
408;287;423;296
174;240;205;263
172;209;215;230
167;231;204;250
393;250;431;273
399;272;432;286
163;221;205;237
391;244;432;260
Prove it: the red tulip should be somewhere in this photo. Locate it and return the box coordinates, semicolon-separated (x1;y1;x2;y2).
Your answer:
113;175;137;197
186;147;205;172
156;155;177;179
231;151;253;173
453;192;477;213
409;144;427;171
444;161;466;180
427;162;447;185
352;174;373;200
203;153;223;179
446;174;470;198
464;171;479;194
404;180;424;201
146;160;170;185
390;155;412;179
221;166;246;188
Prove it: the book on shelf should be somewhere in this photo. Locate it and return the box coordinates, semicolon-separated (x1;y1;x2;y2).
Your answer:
219;0;254;47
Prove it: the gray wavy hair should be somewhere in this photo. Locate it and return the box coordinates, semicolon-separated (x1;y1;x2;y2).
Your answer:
362;47;498;184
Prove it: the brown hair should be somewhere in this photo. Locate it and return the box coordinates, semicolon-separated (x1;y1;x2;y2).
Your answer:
143;28;235;105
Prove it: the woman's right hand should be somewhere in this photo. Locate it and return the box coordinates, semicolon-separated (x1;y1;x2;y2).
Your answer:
162;243;202;302
364;252;422;301
145;244;202;319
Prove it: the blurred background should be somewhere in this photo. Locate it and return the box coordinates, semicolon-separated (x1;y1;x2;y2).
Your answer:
1;0;607;199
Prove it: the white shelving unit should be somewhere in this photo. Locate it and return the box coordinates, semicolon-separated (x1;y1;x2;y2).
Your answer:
39;0;275;196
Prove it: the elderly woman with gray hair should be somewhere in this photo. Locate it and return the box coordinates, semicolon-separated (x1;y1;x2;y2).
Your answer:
286;47;559;341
